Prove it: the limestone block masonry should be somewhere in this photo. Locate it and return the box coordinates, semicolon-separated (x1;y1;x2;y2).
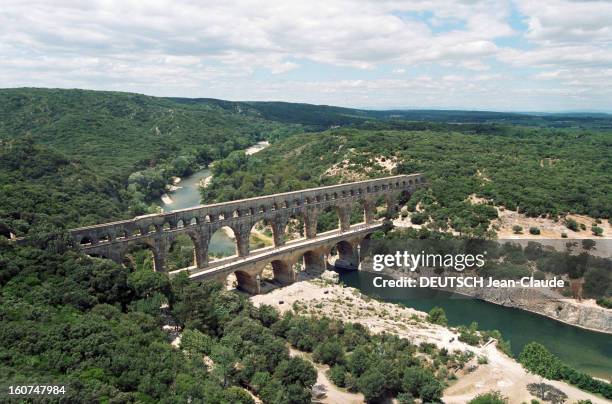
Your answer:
69;174;426;293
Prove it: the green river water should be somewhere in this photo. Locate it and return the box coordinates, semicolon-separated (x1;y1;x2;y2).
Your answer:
339;270;612;381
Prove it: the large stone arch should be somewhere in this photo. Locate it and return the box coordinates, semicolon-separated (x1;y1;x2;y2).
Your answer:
271;259;296;285
207;224;237;261
234;269;261;294
120;239;165;272
249;217;274;252
166;231;201;271
334;240;359;268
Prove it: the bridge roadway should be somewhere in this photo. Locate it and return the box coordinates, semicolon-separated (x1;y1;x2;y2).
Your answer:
177;223;382;293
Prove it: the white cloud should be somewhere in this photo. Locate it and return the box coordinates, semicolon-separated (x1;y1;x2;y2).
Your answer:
0;0;610;110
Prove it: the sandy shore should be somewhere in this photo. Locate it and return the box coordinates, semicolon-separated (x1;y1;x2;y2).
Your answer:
161;193;173;204
251;280;606;404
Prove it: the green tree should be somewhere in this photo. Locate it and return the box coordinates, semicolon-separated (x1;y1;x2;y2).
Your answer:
468;391;508;404
427;307;448;326
357;368;387;402
273;357;317;388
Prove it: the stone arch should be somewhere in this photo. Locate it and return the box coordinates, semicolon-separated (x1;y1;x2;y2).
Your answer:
250;218;273;252
398;189;412;207
167;233;198;271
296;250;327;274
146;224;157;234
271;259;295;285
234;270;261;294
116;229;128;240
283;211;305;242
99;233;112;243
189;217;198;226
121;241;164;272
317;205;339;233
177;219;185;228
329;240;358;269
204;214;213;223
79;235;93;246
208;225;237;261
162;222;171;231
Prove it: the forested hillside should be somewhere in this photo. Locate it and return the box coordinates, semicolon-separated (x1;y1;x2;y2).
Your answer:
0;88;301;178
0;89;302;233
204;128;611;237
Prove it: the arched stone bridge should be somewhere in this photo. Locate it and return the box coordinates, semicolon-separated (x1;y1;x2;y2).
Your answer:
70;173;426;293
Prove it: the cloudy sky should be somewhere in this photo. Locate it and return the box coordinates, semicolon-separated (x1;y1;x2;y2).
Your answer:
2;0;611;111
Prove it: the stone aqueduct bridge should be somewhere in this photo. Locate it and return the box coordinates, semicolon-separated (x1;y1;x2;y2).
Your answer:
71;174;427;293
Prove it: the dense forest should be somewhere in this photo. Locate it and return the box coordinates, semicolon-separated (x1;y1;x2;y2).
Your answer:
203;127;611;237
1;88;611;402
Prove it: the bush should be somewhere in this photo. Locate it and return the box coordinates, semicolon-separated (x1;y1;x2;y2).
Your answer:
565;218;579;231
410;212;428;225
273;357;317;388
512;225;523;234
520;343;612;398
357;368;387;402
313;340;345;366
529;227;540;235
592;225;604;236
596;297;612;309
561;232;568;238
426;307;448;326
468;391;508;404
327;365;347;387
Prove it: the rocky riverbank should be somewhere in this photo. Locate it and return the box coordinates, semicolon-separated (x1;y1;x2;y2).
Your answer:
369;265;612;334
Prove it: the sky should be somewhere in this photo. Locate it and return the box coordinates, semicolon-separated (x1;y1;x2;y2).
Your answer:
1;0;611;111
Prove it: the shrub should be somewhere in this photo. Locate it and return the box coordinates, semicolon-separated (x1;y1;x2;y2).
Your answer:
529;227;540;235
410;212;427;225
596;297;612;309
313;340;345;366
565;218;579;231
396;392;415;404
512;225;523;234
520;343;612;398
592;225;604;236
561;232;568;238
468;391;508;404
327;365;347;387
426;307;448;326
357;368;387;402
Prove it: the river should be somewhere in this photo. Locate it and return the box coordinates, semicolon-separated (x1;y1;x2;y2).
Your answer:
158;141;611;380
158;141;269;256
339;270;612;381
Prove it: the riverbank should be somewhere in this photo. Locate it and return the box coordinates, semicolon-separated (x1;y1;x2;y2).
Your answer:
251;279;604;403
367;265;612;335
159;140;270;212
